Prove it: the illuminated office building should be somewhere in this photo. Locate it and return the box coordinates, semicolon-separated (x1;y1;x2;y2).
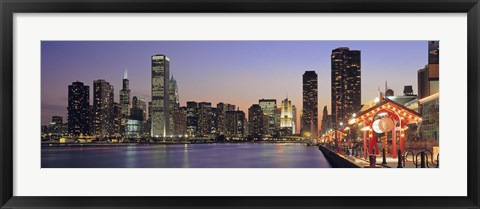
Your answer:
259;99;277;136
248;104;265;138
302;71;318;138
151;54;170;137
93;79;114;137
331;47;361;131
119;70;131;135
280;97;293;129
67;81;90;136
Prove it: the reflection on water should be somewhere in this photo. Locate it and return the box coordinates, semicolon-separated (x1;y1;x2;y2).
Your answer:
41;143;332;168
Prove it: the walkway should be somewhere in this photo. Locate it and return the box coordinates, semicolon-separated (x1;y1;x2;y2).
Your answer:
321;145;438;168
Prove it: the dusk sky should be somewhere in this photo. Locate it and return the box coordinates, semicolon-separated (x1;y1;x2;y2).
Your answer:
41;41;429;130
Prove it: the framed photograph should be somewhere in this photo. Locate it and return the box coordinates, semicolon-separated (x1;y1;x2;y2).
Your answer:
1;0;479;208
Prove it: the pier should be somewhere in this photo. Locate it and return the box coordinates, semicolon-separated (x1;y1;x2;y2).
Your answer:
318;144;439;168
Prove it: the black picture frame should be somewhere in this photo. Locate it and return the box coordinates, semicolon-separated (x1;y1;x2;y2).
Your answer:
1;0;479;208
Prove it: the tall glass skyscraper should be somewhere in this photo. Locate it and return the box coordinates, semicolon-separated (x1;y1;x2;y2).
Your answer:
119;70;131;135
259;99;277;136
331;47;361;130
302;71;318;138
93;79;114;137
248;104;265;138
168;75;179;135
280;97;293;128
67;81;90;136
151;54;170;138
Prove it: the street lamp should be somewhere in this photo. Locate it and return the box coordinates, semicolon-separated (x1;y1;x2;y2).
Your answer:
338;122;344;151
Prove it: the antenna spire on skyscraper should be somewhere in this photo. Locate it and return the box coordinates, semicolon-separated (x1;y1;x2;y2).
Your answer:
124;68;128;79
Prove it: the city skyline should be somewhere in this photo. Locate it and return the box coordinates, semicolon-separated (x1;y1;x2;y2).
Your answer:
42;41;429;131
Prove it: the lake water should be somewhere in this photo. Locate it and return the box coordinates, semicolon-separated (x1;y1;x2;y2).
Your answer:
41;143;332;168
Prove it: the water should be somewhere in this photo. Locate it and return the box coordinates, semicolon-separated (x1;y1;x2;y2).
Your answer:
41;143;331;168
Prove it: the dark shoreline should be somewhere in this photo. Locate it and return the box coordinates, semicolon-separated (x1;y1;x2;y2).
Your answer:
41;141;309;147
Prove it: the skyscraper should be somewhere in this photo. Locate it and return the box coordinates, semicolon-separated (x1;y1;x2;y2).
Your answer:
151;54;170;137
211;107;218;135
302;71;318;138
169;76;179;109
216;102;226;135
113;102;121;136
93;79;114;137
168;75;179;135
198;102;213;136
248;104;265;138
119;70;131;135
259;99;277;136
418;41;439;99
225;110;246;138
186;101;199;137
173;107;187;137
67;81;89;136
89;105;94;134
127;96;147;138
274;107;281;134
280;97;293;129
215;102;236;135
131;96;147;121
320;105;332;135
331;47;361;130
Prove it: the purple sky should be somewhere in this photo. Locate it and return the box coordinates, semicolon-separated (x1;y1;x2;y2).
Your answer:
41;41;428;130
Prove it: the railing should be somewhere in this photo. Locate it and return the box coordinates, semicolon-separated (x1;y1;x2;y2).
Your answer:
404;150;439;168
403;150;415;167
414;152;425;168
423;150;439;168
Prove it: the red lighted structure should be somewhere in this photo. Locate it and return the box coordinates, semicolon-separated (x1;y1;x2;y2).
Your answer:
352;98;422;159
